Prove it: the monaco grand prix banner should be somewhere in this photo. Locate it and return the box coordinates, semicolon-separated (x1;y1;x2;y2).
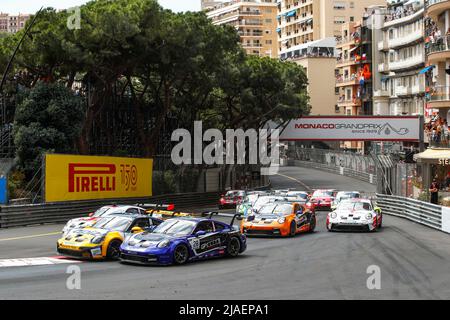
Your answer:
44;154;153;203
277;116;422;141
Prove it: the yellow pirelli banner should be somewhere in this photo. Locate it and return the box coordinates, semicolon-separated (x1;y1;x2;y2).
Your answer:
45;154;153;203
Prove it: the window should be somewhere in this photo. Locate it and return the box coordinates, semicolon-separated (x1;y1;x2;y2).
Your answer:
194;221;214;233
131;218;151;230
334;2;346;10
214;222;225;231
350;16;354;22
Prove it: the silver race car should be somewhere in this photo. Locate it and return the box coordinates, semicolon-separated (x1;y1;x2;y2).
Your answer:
326;198;382;232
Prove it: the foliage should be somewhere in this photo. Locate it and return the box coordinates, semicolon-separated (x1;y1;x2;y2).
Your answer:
152;170;177;195
13;82;84;178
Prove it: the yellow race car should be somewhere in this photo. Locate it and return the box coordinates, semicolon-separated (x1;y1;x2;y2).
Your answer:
57;213;163;260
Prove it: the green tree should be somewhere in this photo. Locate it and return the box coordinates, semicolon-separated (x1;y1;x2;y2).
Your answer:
14;82;84;178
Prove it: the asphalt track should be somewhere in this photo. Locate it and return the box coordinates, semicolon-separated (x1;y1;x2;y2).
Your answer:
1;166;450;299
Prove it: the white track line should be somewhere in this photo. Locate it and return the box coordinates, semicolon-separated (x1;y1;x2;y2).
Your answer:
0;257;82;268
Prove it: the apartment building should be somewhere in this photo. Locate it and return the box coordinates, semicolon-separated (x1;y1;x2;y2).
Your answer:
0;13;30;33
277;0;387;56
206;0;278;58
374;0;426;116
201;0;224;11
425;0;450;125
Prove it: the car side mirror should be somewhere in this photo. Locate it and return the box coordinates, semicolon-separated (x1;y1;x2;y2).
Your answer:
374;208;381;214
88;212;94;217
131;226;144;234
247;215;255;222
195;230;207;237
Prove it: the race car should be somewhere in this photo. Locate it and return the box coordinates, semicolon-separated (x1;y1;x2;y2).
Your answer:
240;201;316;237
285;191;309;204
306;189;336;211
326;198;382;232
119;214;246;265
61;205;149;235
61;203;186;235
57;213;163;260
331;191;361;210
236;191;270;216
218;190;246;209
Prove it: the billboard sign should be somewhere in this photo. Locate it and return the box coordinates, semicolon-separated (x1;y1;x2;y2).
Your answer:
277;116;421;141
44;154;153;203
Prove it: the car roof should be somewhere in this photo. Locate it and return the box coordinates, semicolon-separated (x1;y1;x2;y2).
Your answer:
340;198;371;203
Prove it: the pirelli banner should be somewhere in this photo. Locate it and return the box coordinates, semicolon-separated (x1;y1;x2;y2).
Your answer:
278;116;422;141
44;154;153;203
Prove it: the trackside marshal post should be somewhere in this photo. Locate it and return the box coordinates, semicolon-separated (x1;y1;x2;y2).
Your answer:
44;154;153;202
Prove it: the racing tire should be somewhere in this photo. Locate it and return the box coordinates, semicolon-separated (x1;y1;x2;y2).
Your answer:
309;216;316;233
173;244;189;265
289;221;296;237
106;240;122;260
226;237;241;257
378;217;383;229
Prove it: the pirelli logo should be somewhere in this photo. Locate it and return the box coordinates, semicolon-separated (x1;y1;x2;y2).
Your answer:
68;163;116;193
45;154;153;202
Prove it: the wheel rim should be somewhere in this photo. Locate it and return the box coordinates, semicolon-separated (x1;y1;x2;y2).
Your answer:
229;238;240;256
109;242;120;259
175;246;188;263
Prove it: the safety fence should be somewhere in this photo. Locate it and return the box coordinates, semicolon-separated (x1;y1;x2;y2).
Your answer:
376;193;449;233
0;192;221;229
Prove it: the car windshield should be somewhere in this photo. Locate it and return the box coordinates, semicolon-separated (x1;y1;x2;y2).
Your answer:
152;219;197;236
337;202;371;211
92;217;132;231
337;192;359;200
312;191;333;198
93;206;113;217
253;197;282;209
258;203;293;216
225;191;243;198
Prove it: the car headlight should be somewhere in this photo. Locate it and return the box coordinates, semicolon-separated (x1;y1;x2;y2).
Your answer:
366;213;373;220
91;236;105;244
330;212;337;219
277;217;286;224
157;239;171;248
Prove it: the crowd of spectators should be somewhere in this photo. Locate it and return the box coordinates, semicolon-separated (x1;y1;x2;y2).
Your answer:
425;17;450;52
384;5;416;22
425;114;450;146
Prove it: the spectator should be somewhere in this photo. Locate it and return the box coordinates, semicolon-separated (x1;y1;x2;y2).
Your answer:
429;179;439;205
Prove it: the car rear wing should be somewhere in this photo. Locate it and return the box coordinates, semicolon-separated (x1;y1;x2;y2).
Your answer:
202;211;243;227
136;203;192;218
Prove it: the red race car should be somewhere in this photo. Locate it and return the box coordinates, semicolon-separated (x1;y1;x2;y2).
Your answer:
218;190;246;209
306;189;336;211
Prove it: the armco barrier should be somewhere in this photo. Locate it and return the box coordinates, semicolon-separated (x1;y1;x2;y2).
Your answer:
376;193;443;232
289;160;377;185
0;192;220;228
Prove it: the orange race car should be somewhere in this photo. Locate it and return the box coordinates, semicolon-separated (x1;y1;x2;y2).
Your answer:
240;201;316;237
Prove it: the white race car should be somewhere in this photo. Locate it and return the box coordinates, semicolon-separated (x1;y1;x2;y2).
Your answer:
326;199;382;232
62;205;148;235
331;191;361;210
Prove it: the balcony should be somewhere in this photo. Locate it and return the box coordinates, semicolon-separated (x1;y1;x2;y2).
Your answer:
389;54;424;71
378;39;389;51
427;38;450;64
336;57;357;67
396;86;412;97
427;0;450;22
335;77;359;87
239;10;262;16
388;27;423;49
373;89;389;98
378;62;389;73
242;43;263;49
411;82;426;95
337;97;361;107
239;32;263;37
428;85;450;108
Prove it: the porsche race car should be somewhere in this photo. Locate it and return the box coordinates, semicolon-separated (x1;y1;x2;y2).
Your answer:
119;214;246;265
306;189;336;211
241;201;316;237
218;190;246;209
57;213;163;260
326;198;382;232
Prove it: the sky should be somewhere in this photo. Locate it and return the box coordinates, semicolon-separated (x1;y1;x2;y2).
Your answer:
0;0;202;15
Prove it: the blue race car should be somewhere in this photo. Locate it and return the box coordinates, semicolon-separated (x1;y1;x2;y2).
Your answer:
119;214;246;265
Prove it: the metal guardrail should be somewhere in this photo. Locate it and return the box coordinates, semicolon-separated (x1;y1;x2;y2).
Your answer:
0;192;221;228
289;160;377;185
376;194;442;231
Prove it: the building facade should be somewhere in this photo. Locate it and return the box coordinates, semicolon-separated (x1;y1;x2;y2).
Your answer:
206;0;278;58
277;0;388;56
0;13;30;33
374;0;426;116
